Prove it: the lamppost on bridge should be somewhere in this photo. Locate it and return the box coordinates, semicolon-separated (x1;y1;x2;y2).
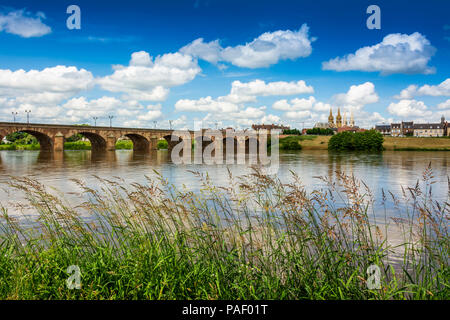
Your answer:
153;120;157;129
93;116;98;127
11;112;18;123
108;115;114;128
25;110;31;124
169;120;173;130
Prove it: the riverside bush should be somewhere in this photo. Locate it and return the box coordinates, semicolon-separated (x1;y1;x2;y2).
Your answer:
328;130;384;151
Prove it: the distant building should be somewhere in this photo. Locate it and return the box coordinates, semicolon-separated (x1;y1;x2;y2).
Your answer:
390;121;413;137
337;126;362;133
328;109;335;128
335;108;342;128
391;123;401;136
328;108;354;128
402;121;414;136
376;116;449;137
441;115;449;136
314;122;331;129
413;123;445;137
251;124;290;132
375;124;391;135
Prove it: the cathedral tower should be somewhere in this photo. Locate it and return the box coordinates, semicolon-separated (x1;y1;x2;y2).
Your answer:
336;108;342;128
350;111;355;127
328;108;335;128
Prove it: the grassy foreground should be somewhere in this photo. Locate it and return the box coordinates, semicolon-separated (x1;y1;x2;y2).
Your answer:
0;166;448;300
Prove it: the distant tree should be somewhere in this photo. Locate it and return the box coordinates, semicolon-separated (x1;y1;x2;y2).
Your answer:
157;140;168;149
6;132;28;142
66;134;84;142
306;128;334;135
282;128;302;135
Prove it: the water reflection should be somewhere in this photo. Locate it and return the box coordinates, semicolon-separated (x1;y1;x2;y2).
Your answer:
0;149;448;217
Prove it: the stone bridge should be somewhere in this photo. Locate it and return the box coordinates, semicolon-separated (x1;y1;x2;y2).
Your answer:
0;122;265;154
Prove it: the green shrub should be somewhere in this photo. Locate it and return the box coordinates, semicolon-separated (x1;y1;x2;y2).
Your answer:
64;141;91;150
115;140;133;150
328;130;384;151
278;136;302;150
157;139;168;149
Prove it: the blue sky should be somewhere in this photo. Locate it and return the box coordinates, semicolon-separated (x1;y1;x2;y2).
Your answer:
0;0;449;129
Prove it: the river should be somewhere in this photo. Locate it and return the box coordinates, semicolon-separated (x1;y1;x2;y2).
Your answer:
0;149;448;218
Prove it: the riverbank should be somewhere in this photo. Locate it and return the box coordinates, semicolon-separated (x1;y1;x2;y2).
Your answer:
2;136;449;151
383;136;450;150
279;135;450;151
0;168;447;299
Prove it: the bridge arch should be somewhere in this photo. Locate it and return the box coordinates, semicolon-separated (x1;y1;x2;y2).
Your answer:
3;130;54;152
163;134;186;151
77;132;107;152
123;133;149;152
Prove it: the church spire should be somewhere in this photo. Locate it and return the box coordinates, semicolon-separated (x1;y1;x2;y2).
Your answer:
350;111;355;127
336;107;342;128
328;108;335;128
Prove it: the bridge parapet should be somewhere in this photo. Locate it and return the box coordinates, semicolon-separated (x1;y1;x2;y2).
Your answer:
0;122;186;152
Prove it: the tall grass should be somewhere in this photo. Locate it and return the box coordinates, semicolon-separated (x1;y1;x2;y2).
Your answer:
0;166;448;299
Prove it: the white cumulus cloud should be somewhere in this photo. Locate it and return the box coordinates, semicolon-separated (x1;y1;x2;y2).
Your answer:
0;9;51;38
395;79;450;99
98;51;201;101
437;99;450;109
394;85;418;99
175;96;239;113
284;110;312;120
322;32;436;75
272;96;316;111
229;79;313;99
417;78;450;96
0;66;94;107
180;24;314;68
387;99;432;118
334;82;379;109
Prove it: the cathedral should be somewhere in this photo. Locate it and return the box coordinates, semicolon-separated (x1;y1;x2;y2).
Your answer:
328;108;354;128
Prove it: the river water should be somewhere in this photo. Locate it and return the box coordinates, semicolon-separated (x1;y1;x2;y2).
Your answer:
0;149;448;218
